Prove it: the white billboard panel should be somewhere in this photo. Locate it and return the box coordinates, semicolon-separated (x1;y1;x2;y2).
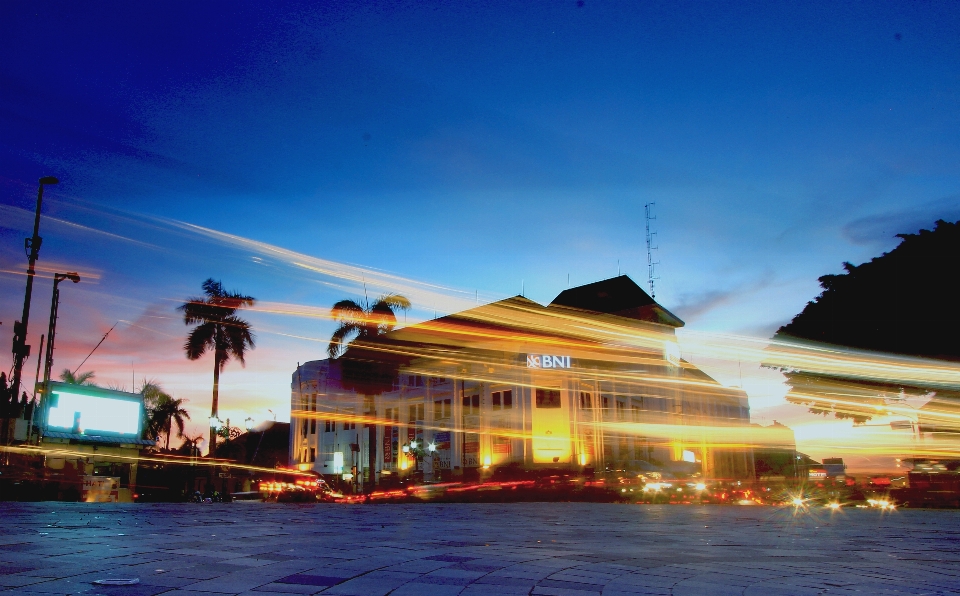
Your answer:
46;384;142;437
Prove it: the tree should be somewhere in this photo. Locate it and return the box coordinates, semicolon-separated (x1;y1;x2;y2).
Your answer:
327;293;411;359
772;219;960;422
59;369;96;385
142;381;191;451
179;279;255;453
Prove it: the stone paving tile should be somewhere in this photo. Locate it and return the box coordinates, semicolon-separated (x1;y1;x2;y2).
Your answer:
390;582;466;596
532;585;603;596
0;574;52;588
461;585;530;596
250;583;325;594
539;578;608;592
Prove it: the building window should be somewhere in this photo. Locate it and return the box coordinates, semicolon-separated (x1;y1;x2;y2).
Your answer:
463;394;480;415
409;403;424;423
435;398;451;419
616;399;626;421
602;396;610;410
632;405;641;422
535;389;561;409
311;393;317;411
579;392;592;408
309;448;316;462
324;420;333;433
385;407;400;423
491;390;514;410
310;419;316;434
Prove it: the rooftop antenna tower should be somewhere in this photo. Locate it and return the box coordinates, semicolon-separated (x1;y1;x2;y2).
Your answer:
644;202;660;299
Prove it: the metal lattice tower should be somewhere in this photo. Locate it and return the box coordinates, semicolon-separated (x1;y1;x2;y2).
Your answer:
644;202;660;299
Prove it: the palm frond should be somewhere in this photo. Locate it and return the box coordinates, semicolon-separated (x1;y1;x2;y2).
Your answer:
326;294;409;359
328;323;361;359
184;322;217;360
59;369;96;385
331;299;365;323
222;315;255;367
201;278;224;298
374;294;411;312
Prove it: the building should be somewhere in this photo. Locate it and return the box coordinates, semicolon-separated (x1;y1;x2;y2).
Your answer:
291;276;755;490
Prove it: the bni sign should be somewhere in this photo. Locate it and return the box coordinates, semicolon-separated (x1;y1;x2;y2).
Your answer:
526;354;571;369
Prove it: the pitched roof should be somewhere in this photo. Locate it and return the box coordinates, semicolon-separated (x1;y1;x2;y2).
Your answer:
549;275;685;327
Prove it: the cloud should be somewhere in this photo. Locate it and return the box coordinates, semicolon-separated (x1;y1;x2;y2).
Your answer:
842;194;960;247
673;272;775;322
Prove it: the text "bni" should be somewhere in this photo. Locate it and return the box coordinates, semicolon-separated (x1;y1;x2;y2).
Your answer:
526;355;571;369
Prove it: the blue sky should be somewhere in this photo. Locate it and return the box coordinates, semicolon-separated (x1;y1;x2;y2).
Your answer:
2;1;959;461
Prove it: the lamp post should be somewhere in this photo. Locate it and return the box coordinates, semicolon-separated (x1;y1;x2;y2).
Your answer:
10;177;59;405
33;272;80;442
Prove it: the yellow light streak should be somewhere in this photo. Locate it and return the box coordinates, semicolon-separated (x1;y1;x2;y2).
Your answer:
0;445;315;476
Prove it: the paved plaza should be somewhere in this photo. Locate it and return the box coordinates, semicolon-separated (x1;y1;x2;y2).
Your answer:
1;503;959;596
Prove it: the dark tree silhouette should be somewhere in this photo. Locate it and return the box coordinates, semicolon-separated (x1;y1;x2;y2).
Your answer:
327;294;411;359
144;385;191;450
773;220;960;421
59;369;96;385
326;293;411;397
179;279;255;453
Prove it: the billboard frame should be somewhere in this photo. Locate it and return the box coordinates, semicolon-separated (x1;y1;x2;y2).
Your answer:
42;381;145;441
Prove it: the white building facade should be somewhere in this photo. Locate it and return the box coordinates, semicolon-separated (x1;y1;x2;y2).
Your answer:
291;276;754;490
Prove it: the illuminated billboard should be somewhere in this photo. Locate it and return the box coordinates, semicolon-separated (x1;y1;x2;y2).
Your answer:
45;382;143;437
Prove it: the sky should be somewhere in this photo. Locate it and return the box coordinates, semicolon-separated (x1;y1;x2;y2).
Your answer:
2;1;959;469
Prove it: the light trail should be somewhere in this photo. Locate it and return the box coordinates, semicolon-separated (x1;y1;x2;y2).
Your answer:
15;202;959;465
0;444;315;476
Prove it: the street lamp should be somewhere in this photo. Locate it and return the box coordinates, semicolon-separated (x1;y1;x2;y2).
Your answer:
209;416;221;430
245;417;254;431
10;177;59;405
32;271;80;442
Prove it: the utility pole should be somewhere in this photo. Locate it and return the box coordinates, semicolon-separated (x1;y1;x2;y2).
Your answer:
644;202;660;299
10;177;58;404
41;272;81;389
25;334;44;444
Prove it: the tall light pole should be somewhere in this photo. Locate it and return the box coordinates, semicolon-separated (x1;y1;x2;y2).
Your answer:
10;176;58;403
35;272;80;441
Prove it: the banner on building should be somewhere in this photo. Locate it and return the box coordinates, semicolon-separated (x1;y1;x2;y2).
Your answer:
383;427;394;463
82;476;119;503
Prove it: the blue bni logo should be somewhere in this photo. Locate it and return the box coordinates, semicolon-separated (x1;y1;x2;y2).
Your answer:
526;354;571;369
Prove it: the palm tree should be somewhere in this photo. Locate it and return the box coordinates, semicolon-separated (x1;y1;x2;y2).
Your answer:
152;395;191;451
327;293;411;359
178;279;255;453
140;381;190;450
59;369;96;385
